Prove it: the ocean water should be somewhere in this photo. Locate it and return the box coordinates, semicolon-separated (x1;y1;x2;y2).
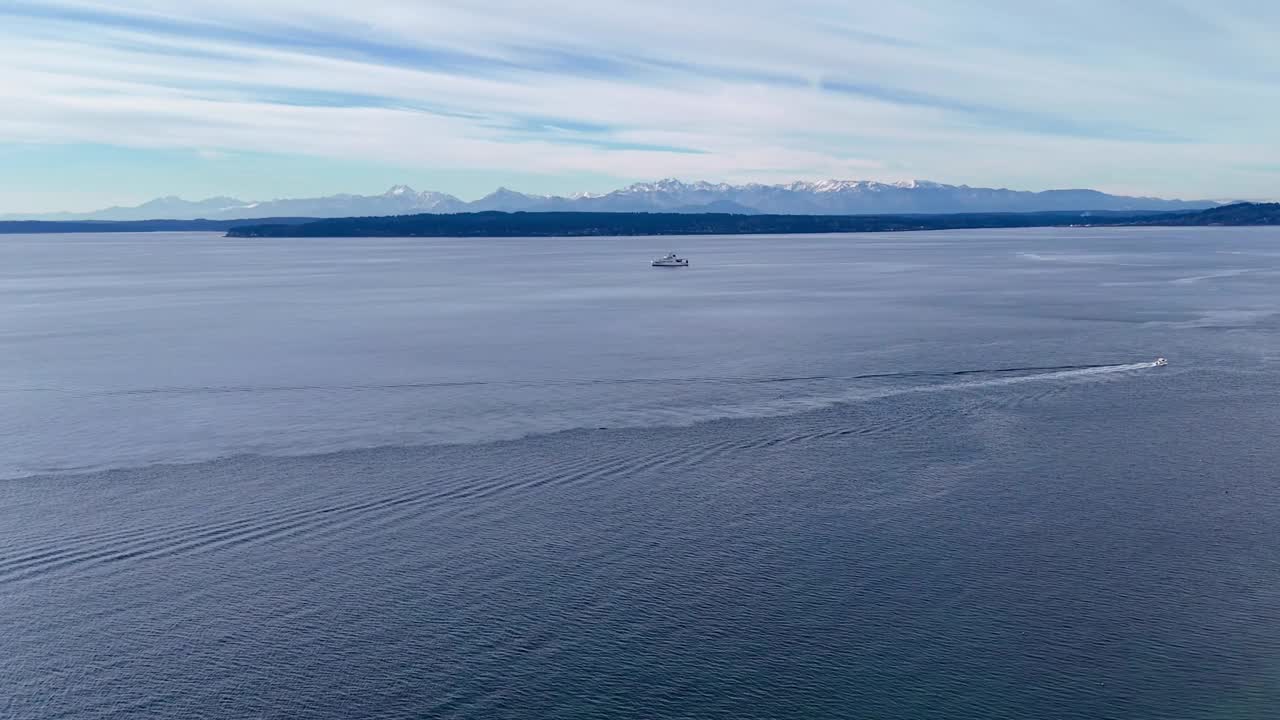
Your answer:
2;228;1279;719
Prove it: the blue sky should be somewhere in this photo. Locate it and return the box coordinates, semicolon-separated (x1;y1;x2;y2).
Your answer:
2;0;1278;212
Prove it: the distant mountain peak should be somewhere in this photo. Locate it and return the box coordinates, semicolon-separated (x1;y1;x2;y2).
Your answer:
385;184;415;196
891;179;945;190
481;187;532;200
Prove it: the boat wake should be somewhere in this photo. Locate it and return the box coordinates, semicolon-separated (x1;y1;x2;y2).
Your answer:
627;360;1161;429
0;361;1165;397
0;359;1168;583
0;359;1165;483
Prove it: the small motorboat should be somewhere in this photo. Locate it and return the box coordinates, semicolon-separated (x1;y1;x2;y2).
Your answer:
652;252;689;268
1153;357;1168;367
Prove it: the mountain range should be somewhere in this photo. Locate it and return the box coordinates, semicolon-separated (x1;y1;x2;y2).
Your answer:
8;179;1219;221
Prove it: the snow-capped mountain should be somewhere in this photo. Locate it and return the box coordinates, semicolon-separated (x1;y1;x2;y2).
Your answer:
582;179;1214;214
7;180;1217;221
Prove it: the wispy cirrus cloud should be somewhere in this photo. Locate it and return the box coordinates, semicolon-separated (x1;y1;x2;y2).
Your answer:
1;0;1277;211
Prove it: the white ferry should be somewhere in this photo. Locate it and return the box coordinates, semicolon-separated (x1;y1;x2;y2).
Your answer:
652;253;689;268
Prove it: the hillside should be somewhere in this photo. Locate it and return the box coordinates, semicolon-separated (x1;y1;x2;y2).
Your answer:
1134;202;1280;226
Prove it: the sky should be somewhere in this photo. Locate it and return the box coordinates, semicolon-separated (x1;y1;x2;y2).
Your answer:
2;0;1278;213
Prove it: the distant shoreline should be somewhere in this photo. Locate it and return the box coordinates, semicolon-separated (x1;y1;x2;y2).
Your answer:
226;203;1280;237
0;218;316;235
2;203;1276;237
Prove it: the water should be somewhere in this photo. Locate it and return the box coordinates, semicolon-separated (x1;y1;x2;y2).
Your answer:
2;228;1279;718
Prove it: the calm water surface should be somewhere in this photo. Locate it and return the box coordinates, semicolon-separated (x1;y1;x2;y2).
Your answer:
2;228;1279;718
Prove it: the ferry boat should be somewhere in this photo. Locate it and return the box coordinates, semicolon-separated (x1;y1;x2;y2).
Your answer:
652;253;689;268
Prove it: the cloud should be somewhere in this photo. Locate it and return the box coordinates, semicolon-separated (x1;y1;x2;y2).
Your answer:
1;0;1278;204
